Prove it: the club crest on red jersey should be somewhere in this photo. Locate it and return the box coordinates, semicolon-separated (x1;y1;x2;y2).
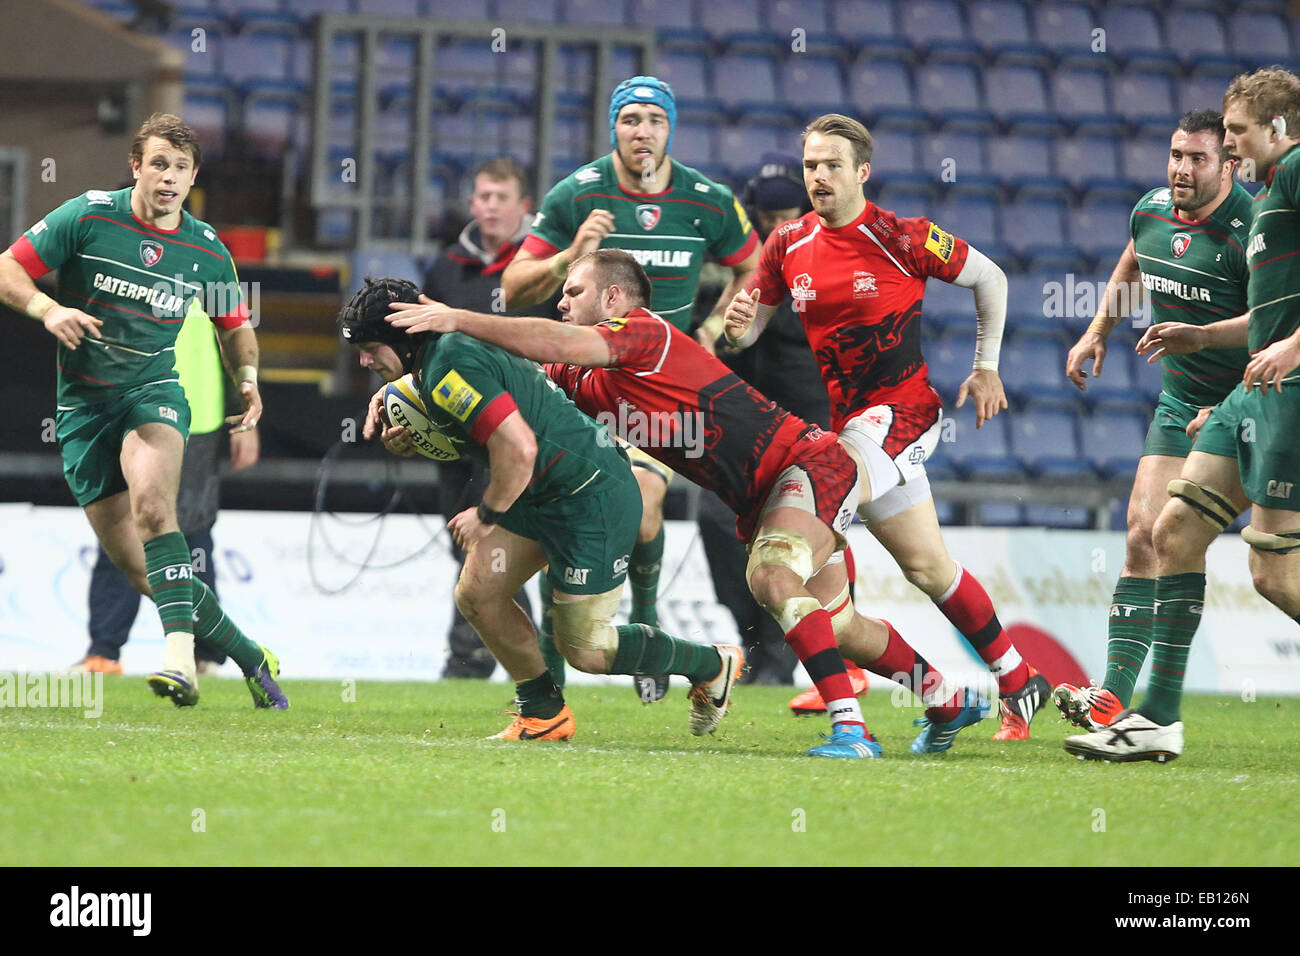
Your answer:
792;272;817;302
1171;232;1192;258
139;240;164;267
635;204;661;230
853;271;878;298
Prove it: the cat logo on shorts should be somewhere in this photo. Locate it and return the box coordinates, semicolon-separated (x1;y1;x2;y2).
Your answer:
158;405;178;423
564;567;590;586
1171;232;1192;258
140;240;164;267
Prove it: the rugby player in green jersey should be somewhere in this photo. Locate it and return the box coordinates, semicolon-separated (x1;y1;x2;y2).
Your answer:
1065;69;1300;761
340;278;743;742
1058;110;1252;731
0;113;287;709
502;76;760;701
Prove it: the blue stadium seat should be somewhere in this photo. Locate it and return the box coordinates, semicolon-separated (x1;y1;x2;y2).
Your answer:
656;50;710;101
244;89;305;156
1164;9;1240;70
496;42;539;106
169;27;222;79
926;329;977;401
718;125;788;177
1005;273;1062;335
922;274;975;333
628;0;696;31
1068;201;1133;259
1112;71;1177;137
1010;407;1090;478
1177;75;1231;119
871;183;933;219
984;65;1062;134
847;59;927;130
939;413;1024;480
899;0;979;62
778;59;848;119
977;502;1026;527
932;497;959;524
969;0;1048;66
1099;6;1178;74
931;195;1000;251
673;121;718;169
291;0;354;15
222;31;296;91
913;63;995;132
1050;66;1123;136
1079;409;1148;479
829;0;912;62
349;251;421;298
1030;3;1096;58
224;0;283;14
1003;334;1071;404
919;132;992;189
999;200;1080;271
560;0;628;25
434;39;500;106
495;0;558;24
770;0;830;38
986;134;1064;200
867;129;927;190
1054;136;1131;201
353;0;420;14
428;0;489;17
182;89;233;157
699;0;776;53
1121;136;1169;190
712;53;792;122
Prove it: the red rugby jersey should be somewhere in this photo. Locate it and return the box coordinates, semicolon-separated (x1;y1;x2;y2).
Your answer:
751;201;969;430
545;308;840;521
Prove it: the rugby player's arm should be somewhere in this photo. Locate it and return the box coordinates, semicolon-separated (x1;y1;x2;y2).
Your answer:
216;322;262;431
949;245;1010;426
1135;313;1250;362
501;247;566;309
481;410;538;513
1067;239;1141;388
0;249;102;347
698;246;760;347
444;309;613;369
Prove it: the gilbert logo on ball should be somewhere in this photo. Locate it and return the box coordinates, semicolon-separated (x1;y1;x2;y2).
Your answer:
384;374;462;461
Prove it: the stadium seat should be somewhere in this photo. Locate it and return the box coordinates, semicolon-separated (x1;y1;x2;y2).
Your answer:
941;414;1025;481
913;63;995;132
931;195;1000;252
926;329;977;402
291;0;355;15
559;0;628;26
777;59;848;120
829;0;912;62
168;27;222;79
871;183;933;218
847;59;926;130
1098;6;1178;74
984;65;1062;134
899;0;979;62
699;0;777;54
1009;408;1091;477
712;54;791;123
1030;3;1096;59
1121;136;1170;191
978;502;1027;526
182;89;233;158
495;0;558;24
1050;66;1123;136
672;122;718;169
1112;71;1177;138
1068;201;1134;260
718;125;789;177
244;89;306;156
657;51;721;122
919;132;998;196
1054;136;1131;202
999;200;1080;271
222;31;296;92
1177;75;1231;120
1079;408;1148;479
969;0;1049;67
1003;330;1074;401
986;133;1064;200
1164;9;1240;71
922;274;974;334
628;0;696;32
867;128;928;191
770;0;830;38
434;39;501;107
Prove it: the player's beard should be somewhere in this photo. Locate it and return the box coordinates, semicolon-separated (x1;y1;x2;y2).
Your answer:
620;143;666;190
1170;177;1217;214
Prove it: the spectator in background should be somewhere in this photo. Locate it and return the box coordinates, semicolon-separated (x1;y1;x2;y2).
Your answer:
696;155;867;699
72;308;259;674
421;157;559;679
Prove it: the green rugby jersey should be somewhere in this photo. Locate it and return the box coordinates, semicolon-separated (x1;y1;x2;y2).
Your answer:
521;154;758;330
1130;182;1252;406
416;332;626;505
10;187;246;407
1245;144;1300;353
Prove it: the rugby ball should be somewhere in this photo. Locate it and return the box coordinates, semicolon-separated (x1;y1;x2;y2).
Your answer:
383;374;461;461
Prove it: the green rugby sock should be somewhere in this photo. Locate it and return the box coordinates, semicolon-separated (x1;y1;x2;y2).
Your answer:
1103;576;1155;707
514;671;565;719
629;527;664;628
537;576;567;689
611;624;721;684
191;578;265;675
144;532;194;636
1139;573;1206;726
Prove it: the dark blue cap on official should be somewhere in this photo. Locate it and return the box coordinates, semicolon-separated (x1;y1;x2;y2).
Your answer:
609;76;676;152
749;151;807;211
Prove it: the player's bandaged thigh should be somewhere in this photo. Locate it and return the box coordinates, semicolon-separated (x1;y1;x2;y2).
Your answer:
1241;525;1300;554
859;471;933;525
550;585;623;652
1168;478;1236;531
823;578;854;636
746;530;825;632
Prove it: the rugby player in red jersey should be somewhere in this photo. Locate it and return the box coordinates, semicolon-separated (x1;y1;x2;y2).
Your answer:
724;113;1051;740
389;249;991;757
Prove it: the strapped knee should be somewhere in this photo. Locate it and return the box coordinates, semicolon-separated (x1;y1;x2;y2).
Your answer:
1241;525;1300;555
1168;478;1236;531
745;529;816;588
824;581;855;636
550;586;623;652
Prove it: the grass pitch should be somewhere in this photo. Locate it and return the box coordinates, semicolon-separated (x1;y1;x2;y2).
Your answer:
2;677;1294;867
